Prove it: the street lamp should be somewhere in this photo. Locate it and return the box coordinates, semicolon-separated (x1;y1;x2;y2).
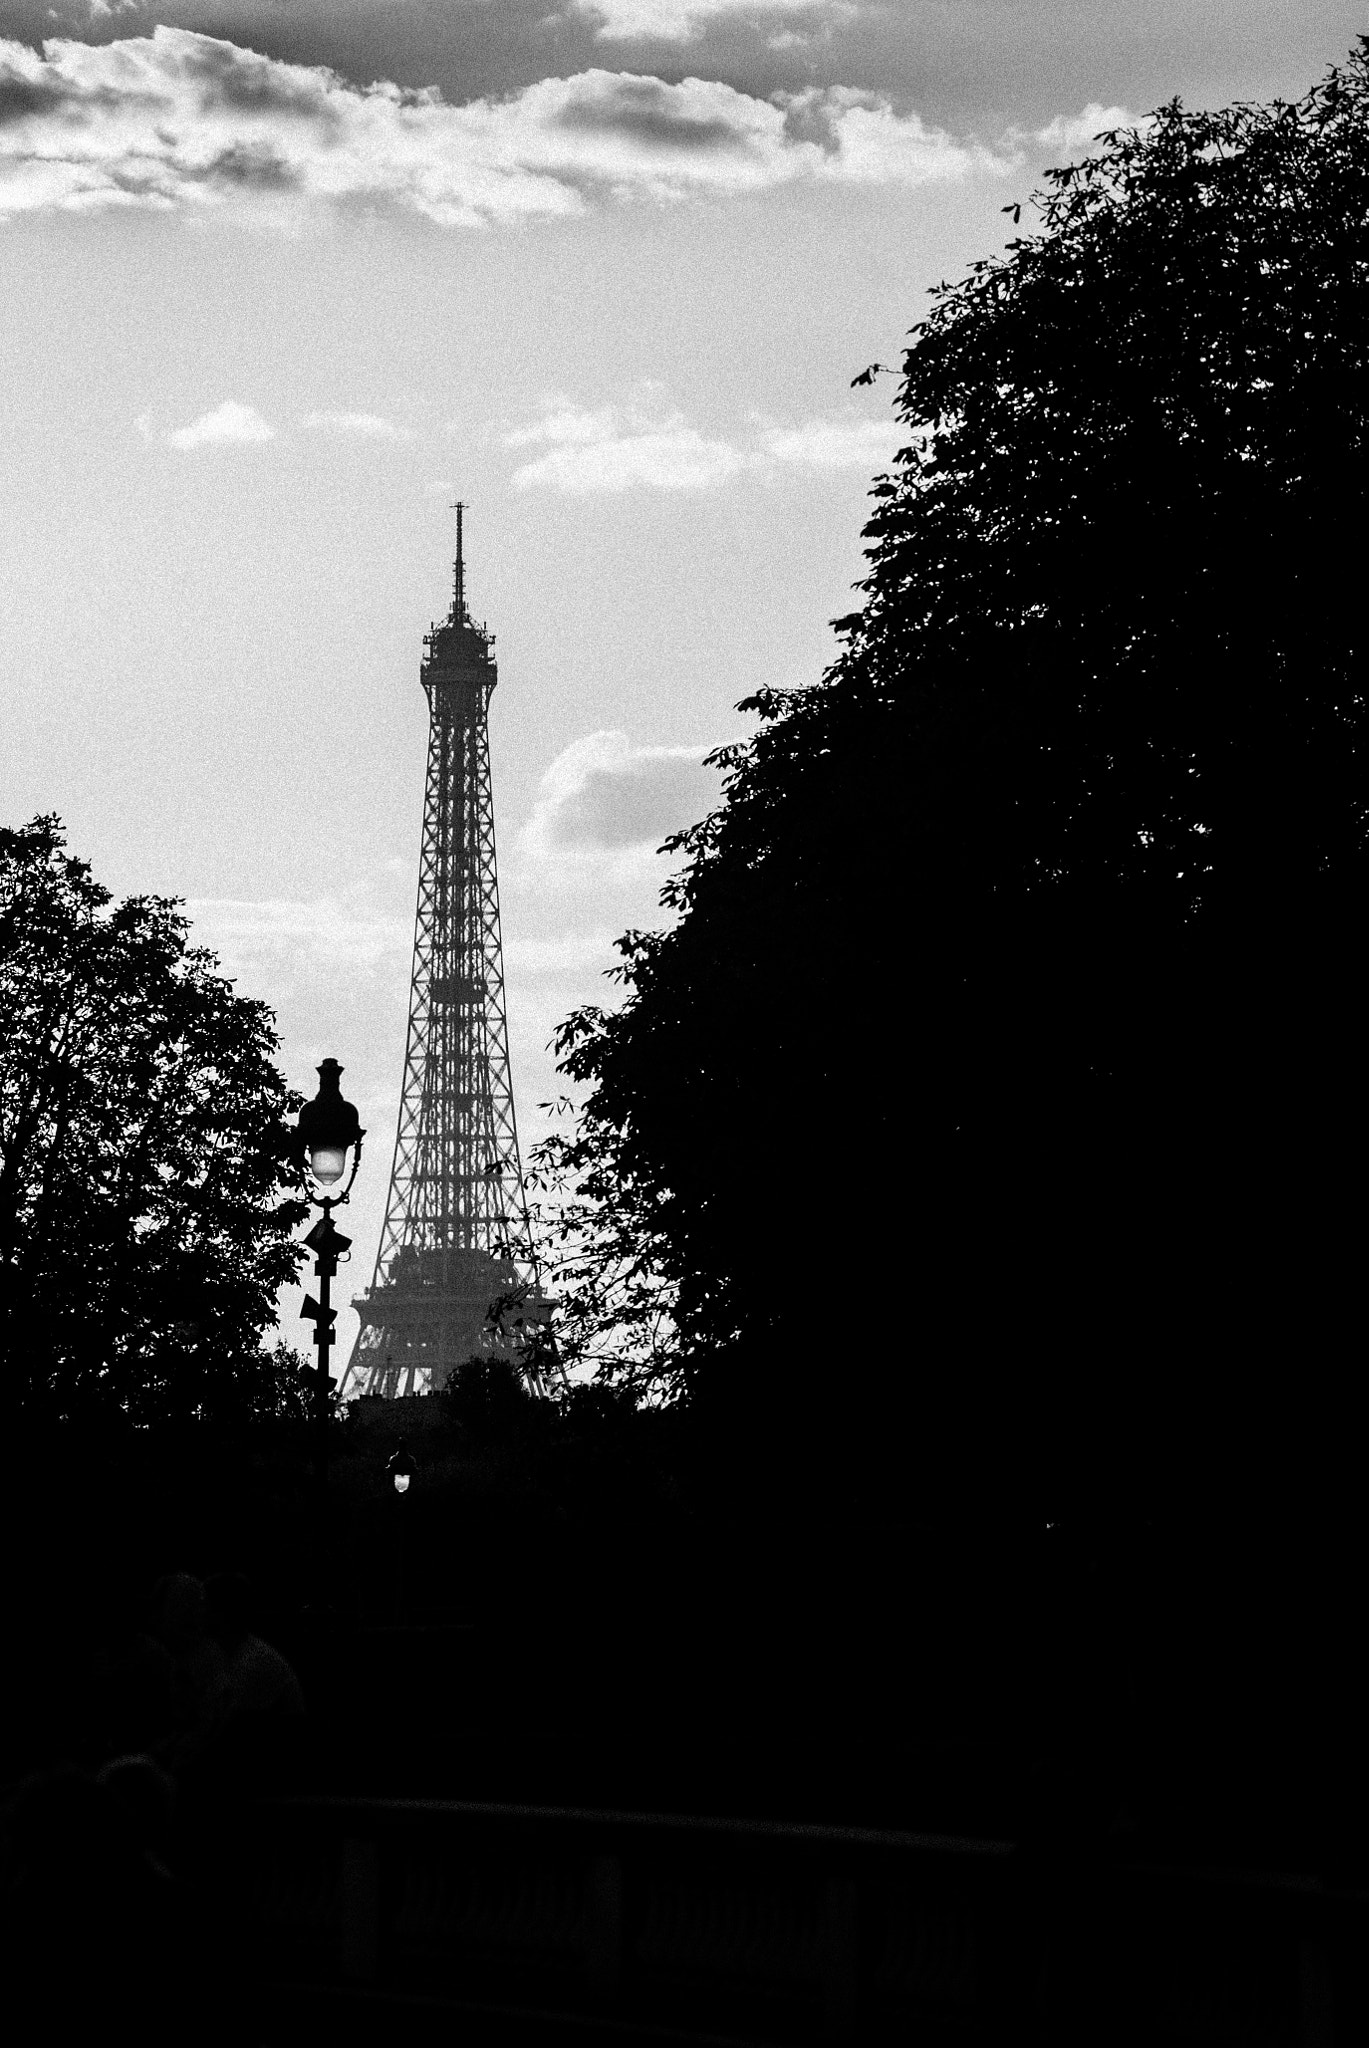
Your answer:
296;1057;365;1194
388;1442;416;1495
294;1059;365;1481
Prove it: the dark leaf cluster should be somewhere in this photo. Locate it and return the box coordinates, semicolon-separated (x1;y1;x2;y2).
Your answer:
0;817;307;1427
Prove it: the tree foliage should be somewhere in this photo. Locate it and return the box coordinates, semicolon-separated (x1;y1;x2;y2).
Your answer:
0;817;307;1428
519;1091;681;1403
535;49;1369;1466
438;1354;539;1437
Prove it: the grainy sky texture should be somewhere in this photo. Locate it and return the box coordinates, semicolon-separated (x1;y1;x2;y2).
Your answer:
2;1;1363;1359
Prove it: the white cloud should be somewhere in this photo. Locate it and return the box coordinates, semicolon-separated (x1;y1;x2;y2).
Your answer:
165;399;276;450
516;730;719;877
300;410;410;439
766;29;832;51
0;29;1013;225
506;391;903;493
188;893;409;976
508;398;745;493
753;415;904;470
573;0;856;41
1032;103;1146;156
502;735;725;1064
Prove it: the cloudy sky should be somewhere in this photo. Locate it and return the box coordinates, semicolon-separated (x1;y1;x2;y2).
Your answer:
2;1;1361;1362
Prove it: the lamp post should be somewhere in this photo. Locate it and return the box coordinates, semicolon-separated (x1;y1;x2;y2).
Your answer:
388;1442;416;1496
294;1059;365;1496
386;1442;416;1626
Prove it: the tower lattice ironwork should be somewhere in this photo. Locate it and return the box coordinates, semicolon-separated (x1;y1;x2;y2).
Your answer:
341;510;554;1399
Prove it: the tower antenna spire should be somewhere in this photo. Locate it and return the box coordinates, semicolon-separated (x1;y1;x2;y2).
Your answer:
450;497;467;621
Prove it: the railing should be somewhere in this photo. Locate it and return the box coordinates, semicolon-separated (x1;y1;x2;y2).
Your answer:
242;1794;1367;2044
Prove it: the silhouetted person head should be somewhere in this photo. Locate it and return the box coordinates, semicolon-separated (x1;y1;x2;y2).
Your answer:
97;1754;175;1864
152;1572;207;1652
204;1573;254;1651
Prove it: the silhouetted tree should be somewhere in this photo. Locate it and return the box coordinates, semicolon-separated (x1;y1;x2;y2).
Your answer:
520;1093;680;1402
202;1337;321;1429
538;50;1369;1497
439;1355;539;1437
0;816;306;1428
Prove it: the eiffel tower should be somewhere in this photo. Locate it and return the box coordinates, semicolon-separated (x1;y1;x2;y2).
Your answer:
340;508;555;1399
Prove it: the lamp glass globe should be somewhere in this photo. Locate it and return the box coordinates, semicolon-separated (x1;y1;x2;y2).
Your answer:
309;1144;347;1186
